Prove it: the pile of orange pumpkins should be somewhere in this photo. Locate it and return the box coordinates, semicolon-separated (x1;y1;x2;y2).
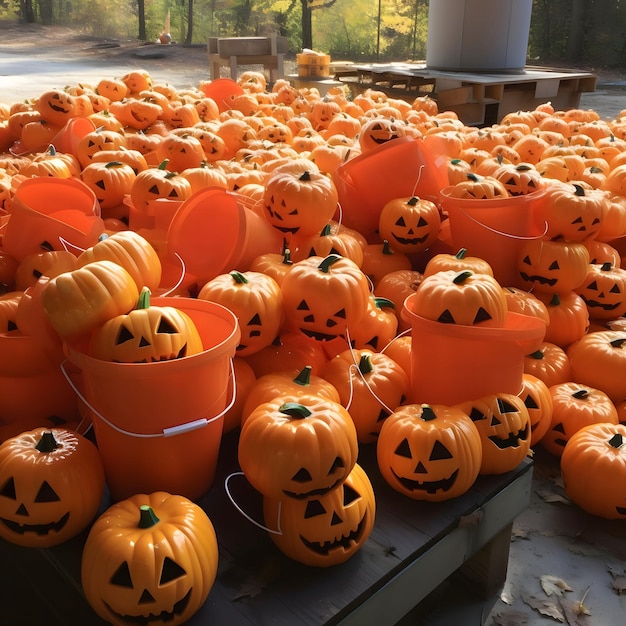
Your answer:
1;67;626;624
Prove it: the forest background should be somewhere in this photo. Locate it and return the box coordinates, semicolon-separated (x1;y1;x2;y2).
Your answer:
3;1;626;69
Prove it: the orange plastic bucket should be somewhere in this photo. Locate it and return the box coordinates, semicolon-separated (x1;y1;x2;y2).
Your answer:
332;136;449;242
50;117;96;157
166;187;283;283
439;186;548;288
64;297;240;502
200;78;244;112
3;178;103;260
402;293;546;405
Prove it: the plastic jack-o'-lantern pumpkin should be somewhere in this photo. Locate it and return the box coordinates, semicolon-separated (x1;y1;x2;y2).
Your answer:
560;423;626;519
575;262;626;321
89;288;203;363
411;269;507;327
376;403;482;501
238;394;358;500
457;393;531;475
0;428;105;548
358;117;407;153
81;491;219;626
378;195;441;255
263;462;375;567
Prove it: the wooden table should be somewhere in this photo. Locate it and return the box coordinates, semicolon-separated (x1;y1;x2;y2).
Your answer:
1;431;533;625
335;63;597;126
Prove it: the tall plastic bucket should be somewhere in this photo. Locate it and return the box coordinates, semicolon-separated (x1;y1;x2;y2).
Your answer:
439;186;548;288
64;297;240;502
402;293;546;406
2;178;103;261
332;136;449;242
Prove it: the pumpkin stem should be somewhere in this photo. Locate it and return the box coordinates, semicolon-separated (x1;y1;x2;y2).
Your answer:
453;270;473;284
299;171;312;181
320;223;332;236
407;196;419;206
420;405;437;421
158;159;169;170
549;293;560;307
528;350;544;359
382;240;395;255
318;254;342;273
282;249;293;265
136;287;151;309
455;248;468;259
138;505;161;529
572;389;589;400
279;402;312;419
601;262;613;271
573;183;585;196
359;354;373;375
98;233;110;242
35;431;59;453
230;271;249;284
610;338;626;349
293;366;313;386
374;297;395;310
609;433;623;448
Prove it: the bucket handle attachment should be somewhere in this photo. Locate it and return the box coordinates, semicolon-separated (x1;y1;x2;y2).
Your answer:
224;471;282;535
455;207;549;240
60;357;236;438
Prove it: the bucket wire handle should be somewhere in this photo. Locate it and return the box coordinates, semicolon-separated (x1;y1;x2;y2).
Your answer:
224;471;282;535
159;252;186;297
457;207;549;240
58;235;86;254
60;357;236;438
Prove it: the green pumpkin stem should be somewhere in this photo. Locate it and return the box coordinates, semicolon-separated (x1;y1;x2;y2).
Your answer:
158;159;169;170
529;350;544;359
230;271;249;284
420;405;437;421
359;354;373;375
320;223;332;236
293;366;313;386
609;433;623;448
453;270;473;284
573;183;585;196
374;297;396;310
572;389;589;400
279;402;312;419
318;254;342;273
455;248;468;259
549;293;561;307
137;287;151;309
35;431;59;453
138;505;160;529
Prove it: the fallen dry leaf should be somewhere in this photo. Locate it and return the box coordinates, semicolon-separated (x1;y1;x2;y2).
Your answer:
499;589;515;605
458;509;483;527
611;576;626;595
541;575;574;597
522;593;565;622
537;489;570;505
571;586;592;616
491;609;529;625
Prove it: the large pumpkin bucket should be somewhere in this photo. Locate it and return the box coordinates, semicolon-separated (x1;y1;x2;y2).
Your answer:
166;187;283;283
332;136;448;242
402;293;546;405
2;178;103;261
439;186;548;288
64;297;240;502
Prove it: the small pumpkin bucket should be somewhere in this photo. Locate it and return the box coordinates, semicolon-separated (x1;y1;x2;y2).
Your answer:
2;178;103;261
50;117;96;157
332;136;449;242
439;186;548;288
166;187;284;283
200;78;244;112
64;297;240;502
402;293;546;406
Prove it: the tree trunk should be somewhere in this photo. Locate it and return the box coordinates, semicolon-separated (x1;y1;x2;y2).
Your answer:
37;0;53;24
137;0;147;41
20;0;36;23
185;0;194;44
565;0;586;61
301;0;313;49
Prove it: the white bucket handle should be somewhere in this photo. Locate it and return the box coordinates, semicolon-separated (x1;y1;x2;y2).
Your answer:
60;357;236;438
457;206;549;240
224;471;282;535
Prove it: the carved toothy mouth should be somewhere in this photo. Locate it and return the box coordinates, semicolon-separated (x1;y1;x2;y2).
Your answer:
300;514;368;554
390;468;459;494
392;234;430;246
283;477;344;500
104;588;191;624
488;425;530;449
300;328;344;342
1;511;69;535
519;272;558;287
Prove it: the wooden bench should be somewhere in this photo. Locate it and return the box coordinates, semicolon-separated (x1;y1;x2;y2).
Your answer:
0;429;533;625
208;36;287;83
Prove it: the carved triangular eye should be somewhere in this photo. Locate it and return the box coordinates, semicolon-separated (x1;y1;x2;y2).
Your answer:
430;440;453;461
248;313;262;327
35;481;60;503
159;557;187;584
437;309;456;324
587;280;598;291
497;398;519;414
328;456;345;475
297;300;310;310
116;325;135;344
291;467;312;483
473;307;492;323
524;395;539;410
304;499;326;518
110;562;133;587
343;484;360;506
394;438;412;458
469;408;486;422
0;477;16;500
157;318;177;334
395;217;406;227
417;216;428;227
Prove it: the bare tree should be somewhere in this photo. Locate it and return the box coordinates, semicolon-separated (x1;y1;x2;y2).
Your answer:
301;0;339;49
